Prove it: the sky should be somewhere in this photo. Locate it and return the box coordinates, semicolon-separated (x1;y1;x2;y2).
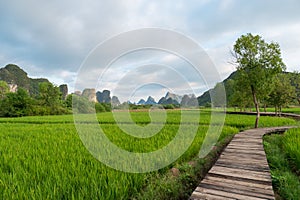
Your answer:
0;0;299;102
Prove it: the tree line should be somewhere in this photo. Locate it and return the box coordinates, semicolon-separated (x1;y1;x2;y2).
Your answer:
0;81;111;117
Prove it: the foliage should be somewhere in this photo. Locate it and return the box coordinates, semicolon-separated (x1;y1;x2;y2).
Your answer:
0;88;33;117
71;94;95;114
38;82;61;107
283;128;300;170
264;132;300;199
0;111;296;199
0;80;9;99
269;74;296;113
95;103;112;113
288;71;300;104
233;33;286;127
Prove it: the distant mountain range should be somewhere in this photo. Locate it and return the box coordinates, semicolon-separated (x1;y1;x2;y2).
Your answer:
136;92;198;107
0;64;239;107
9;64;299;108
0;64;208;107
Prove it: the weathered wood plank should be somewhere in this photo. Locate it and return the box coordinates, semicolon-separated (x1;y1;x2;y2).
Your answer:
199;181;274;198
222;149;266;156
207;172;273;186
217;155;269;164
203;175;273;190
190;191;235;200
215;162;270;172
209;166;272;182
195;186;271;200
198;183;275;199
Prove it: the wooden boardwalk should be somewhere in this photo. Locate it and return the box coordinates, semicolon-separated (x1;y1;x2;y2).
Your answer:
190;126;293;200
226;111;300;120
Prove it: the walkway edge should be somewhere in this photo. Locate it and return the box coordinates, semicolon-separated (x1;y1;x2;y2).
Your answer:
190;126;296;200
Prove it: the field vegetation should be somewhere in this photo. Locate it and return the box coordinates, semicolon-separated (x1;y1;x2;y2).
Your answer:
264;128;300;199
0;110;296;199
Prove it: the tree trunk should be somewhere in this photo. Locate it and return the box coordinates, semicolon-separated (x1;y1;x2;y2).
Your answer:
264;104;267;112
251;85;260;128
279;106;282;117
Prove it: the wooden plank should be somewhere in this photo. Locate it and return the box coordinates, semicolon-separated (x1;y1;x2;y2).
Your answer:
228;141;262;146
207;172;273;186
234;134;262;138
223;150;266;156
221;150;266;157
226;146;265;151
203;175;273;190
195;186;270;200
209;166;272;182
215;161;269;170
198;182;275;199
223;148;265;152
219;153;266;161
231;138;263;142
215;161;270;170
217;155;269;164
201;178;275;196
190;191;235;200
215;162;270;172
226;144;263;148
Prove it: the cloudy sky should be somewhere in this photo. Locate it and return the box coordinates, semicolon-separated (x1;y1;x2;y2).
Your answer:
0;0;299;102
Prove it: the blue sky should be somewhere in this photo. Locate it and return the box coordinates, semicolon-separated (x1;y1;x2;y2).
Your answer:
0;0;299;102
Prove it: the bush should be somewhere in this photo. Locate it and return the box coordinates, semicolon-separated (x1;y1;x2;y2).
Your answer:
95;103;106;113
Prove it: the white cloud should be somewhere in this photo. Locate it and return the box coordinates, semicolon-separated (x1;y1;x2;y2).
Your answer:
0;0;299;99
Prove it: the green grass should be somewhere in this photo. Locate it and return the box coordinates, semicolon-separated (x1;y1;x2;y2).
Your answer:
0;110;297;199
264;129;300;200
283;128;300;172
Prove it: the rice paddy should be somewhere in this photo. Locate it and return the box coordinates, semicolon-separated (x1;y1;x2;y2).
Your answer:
0;110;297;199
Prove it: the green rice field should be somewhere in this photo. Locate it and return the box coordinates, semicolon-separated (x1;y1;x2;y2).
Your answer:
264;128;300;199
0;110;297;199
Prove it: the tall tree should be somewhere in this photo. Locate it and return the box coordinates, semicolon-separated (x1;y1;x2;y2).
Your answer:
233;33;285;128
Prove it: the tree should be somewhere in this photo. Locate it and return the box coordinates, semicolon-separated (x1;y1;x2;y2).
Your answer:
71;94;94;113
38;82;61;108
233;33;285;128
37;82;70;115
289;71;300;104
0;80;9;99
211;82;226;108
269;74;296;115
0;88;33;117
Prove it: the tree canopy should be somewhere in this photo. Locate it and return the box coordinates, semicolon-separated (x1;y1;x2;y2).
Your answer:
233;33;286;128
